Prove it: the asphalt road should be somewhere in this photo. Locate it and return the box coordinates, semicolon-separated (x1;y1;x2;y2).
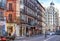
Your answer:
14;35;60;41
44;35;60;41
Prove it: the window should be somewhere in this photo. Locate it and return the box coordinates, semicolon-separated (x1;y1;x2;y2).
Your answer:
20;0;23;4
0;1;2;7
0;12;3;17
0;0;6;9
8;14;12;22
33;20;37;25
28;18;32;25
20;14;27;22
0;11;4;21
20;0;24;10
9;3;13;11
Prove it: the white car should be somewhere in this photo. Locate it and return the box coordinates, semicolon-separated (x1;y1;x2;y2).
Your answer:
49;32;55;35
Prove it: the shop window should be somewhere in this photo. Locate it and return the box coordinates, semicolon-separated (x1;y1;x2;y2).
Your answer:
26;27;28;33
7;26;13;34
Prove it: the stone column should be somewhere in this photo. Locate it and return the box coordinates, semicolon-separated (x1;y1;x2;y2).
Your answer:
16;25;20;36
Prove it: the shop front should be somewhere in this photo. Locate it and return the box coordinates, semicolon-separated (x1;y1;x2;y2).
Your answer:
26;27;37;36
16;24;42;37
30;27;42;35
16;24;35;37
16;24;26;37
6;23;16;36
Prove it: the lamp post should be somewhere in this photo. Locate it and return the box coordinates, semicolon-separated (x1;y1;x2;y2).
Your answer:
45;24;47;38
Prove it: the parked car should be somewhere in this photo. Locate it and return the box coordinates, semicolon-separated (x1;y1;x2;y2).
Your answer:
46;31;55;35
9;33;16;40
50;32;55;35
55;30;60;35
0;36;7;41
0;32;8;41
8;35;16;40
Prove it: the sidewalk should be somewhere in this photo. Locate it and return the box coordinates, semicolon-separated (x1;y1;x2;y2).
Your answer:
15;34;52;40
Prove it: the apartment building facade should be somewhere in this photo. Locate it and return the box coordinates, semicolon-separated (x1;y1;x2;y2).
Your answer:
16;0;46;37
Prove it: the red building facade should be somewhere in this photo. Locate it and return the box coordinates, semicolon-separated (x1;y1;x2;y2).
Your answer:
4;0;16;35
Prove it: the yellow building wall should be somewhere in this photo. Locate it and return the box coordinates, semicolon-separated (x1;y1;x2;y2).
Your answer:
6;23;16;35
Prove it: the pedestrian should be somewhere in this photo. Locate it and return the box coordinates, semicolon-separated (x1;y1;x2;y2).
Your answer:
45;31;47;38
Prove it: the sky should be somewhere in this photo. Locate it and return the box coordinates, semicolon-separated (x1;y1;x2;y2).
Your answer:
38;0;60;17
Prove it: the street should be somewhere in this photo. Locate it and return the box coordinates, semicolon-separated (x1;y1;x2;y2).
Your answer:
44;35;60;41
14;35;45;41
14;35;60;41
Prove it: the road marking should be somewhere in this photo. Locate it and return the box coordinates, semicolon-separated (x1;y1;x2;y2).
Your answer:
44;35;56;41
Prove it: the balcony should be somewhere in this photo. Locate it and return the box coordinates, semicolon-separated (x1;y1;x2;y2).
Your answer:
35;21;42;28
42;17;45;22
7;9;13;12
31;20;37;26
7;7;13;12
39;22;42;27
20;6;42;22
21;9;42;22
20;18;27;24
20;8;37;19
20;15;27;24
24;2;36;12
26;10;38;19
37;15;42;22
20;6;38;19
7;20;13;23
27;19;38;26
37;11;42;17
20;8;26;14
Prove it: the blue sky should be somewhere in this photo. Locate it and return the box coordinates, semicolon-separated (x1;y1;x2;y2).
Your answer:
38;0;60;16
38;0;60;7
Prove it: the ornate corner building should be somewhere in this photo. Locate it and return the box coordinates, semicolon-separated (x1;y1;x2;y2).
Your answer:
45;2;59;32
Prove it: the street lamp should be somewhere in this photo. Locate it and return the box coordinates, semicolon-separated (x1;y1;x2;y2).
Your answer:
45;24;47;38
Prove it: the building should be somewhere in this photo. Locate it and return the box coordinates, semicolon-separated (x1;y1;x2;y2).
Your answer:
0;0;6;35
36;0;46;34
4;0;16;35
58;17;60;30
45;2;59;32
16;0;45;37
